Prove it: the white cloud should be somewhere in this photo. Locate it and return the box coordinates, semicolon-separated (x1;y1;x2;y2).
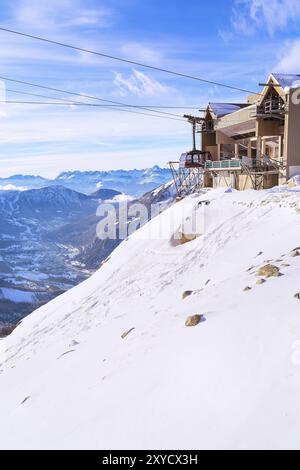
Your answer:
63;9;112;27
0;0;280;177
0;104;186;145
113;69;169;97
12;0;113;32
0;0;116;68
0;146;187;178
0;101;189;177
120;43;163;64
218;29;234;44
0;184;28;191
276;38;300;72
228;0;300;37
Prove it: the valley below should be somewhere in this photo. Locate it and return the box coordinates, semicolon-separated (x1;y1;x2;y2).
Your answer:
0;167;173;332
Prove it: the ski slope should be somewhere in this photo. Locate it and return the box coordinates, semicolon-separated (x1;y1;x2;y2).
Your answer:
1;187;300;450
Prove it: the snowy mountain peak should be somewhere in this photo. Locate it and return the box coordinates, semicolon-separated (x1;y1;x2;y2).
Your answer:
0;167;171;197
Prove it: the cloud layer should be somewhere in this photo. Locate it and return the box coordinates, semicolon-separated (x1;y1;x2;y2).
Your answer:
0;0;299;176
232;0;300;36
113;70;169;97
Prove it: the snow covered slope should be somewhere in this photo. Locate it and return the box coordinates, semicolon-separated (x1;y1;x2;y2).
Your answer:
1;187;300;450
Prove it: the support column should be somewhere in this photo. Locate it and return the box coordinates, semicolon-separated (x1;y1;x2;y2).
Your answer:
192;121;196;151
217;144;222;160
278;136;283;161
234;144;239;159
261;139;266;157
247;141;252;158
257;136;262;161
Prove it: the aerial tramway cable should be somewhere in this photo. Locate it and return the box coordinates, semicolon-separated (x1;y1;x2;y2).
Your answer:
0;27;262;96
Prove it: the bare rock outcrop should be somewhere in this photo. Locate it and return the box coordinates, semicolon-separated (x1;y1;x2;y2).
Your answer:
257;264;280;278
185;314;204;327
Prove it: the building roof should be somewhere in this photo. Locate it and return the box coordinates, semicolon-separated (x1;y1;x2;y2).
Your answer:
272;73;300;90
208;102;248;118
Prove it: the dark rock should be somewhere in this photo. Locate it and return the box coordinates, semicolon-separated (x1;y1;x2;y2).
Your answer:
257;264;280;278
185;314;204;327
182;291;194;300
121;328;135;339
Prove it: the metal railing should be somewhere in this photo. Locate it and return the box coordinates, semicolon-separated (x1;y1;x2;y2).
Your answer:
205;160;241;169
204;156;284;172
257;98;285;116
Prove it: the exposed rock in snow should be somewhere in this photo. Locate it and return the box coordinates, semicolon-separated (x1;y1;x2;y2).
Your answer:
121;328;135;339
185;314;203;327
171;230;197;246
257;264;281;278
182;290;194;300
20;396;31;405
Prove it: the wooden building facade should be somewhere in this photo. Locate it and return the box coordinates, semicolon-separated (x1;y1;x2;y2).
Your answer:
201;73;300;188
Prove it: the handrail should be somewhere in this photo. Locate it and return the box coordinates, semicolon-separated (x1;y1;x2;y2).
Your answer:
261;155;285;168
205;160;241;169
204;156;283;172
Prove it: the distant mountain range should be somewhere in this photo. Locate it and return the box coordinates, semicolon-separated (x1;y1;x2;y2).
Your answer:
0;174;175;330
0;185;99;327
0;166;171;197
90;188;122;199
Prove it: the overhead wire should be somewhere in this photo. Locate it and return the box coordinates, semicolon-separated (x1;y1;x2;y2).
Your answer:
0;100;187;122
0;27;262;96
0;75;187;119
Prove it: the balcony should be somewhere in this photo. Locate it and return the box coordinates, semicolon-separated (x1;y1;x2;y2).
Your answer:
201;120;214;133
205;160;241;170
256;97;285;119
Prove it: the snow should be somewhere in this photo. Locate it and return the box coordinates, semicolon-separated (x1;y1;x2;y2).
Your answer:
273;73;300;90
288;175;300;187
209;102;247;118
109;194;135;203
16;271;49;282
1;187;300;450
0;287;36;303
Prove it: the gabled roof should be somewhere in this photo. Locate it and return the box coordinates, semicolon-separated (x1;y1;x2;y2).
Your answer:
257;73;300;106
272;73;300;90
208;102;248;118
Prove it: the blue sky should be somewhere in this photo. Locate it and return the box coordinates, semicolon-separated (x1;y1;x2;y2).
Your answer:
0;0;299;177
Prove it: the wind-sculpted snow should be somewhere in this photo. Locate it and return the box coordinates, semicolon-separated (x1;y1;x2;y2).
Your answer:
1;187;300;449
